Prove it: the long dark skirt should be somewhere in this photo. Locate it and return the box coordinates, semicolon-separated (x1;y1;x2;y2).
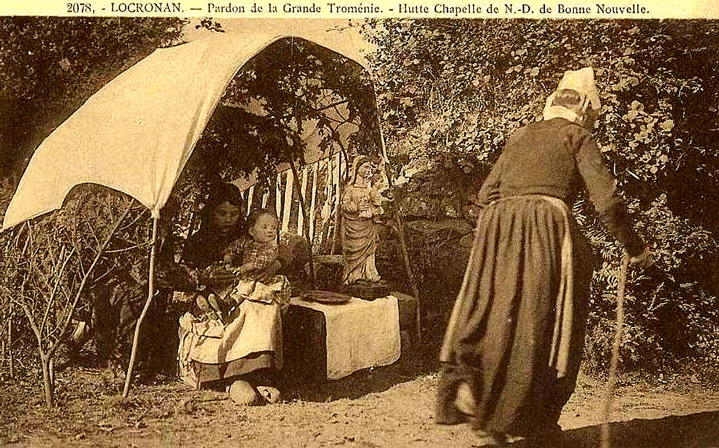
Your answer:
436;196;595;437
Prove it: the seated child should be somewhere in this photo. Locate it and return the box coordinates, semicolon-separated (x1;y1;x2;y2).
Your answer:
196;209;289;322
225;208;281;282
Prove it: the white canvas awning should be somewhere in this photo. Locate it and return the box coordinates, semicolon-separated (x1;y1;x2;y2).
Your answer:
2;25;377;230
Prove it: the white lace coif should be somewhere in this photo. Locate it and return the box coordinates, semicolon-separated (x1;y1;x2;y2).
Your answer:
543;67;601;123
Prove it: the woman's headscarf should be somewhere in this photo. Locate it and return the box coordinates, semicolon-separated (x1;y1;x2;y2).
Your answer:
543;67;601;125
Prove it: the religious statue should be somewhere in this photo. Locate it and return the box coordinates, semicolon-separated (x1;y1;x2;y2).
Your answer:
340;156;388;298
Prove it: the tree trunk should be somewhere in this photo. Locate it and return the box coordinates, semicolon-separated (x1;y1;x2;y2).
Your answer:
49;357;55;389
40;353;54;408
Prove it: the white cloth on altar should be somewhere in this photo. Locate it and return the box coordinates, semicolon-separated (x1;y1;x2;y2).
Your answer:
289;295;400;380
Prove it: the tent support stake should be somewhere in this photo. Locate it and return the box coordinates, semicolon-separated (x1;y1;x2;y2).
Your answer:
123;215;159;398
370;86;422;343
393;202;421;342
288;158;316;289
381;160;422;343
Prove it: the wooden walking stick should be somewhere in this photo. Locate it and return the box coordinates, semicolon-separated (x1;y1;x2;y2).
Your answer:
601;253;630;448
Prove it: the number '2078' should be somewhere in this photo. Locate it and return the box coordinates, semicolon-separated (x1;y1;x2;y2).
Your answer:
67;3;93;12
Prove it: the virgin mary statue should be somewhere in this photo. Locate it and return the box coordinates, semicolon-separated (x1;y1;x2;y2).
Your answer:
340;156;384;285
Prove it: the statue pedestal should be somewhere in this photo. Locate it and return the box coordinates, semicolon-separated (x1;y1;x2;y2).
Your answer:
343;280;390;300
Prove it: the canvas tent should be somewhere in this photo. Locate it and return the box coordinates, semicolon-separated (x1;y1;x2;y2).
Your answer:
2;26;381;230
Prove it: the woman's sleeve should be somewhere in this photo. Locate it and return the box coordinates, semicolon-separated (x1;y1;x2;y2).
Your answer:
475;146;508;209
156;259;198;292
155;233;198;292
183;233;201;267
475;165;501;208
183;231;215;269
573;129;645;256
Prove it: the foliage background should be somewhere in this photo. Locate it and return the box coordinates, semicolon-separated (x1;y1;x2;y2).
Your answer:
363;19;719;374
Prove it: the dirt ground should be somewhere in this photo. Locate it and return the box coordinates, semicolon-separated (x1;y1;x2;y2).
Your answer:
2;358;719;448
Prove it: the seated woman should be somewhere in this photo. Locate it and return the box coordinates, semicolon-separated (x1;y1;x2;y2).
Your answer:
178;183;287;404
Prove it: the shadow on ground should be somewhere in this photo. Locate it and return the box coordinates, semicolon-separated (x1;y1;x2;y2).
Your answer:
507;411;719;448
286;351;440;403
281;302;445;403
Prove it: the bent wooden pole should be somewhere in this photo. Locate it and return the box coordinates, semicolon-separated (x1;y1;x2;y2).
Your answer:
380;161;422;342
601;254;630;448
288;158;316;289
123;216;159;397
371;86;422;341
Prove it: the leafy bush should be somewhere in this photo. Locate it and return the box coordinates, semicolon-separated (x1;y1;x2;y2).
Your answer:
0;185;151;405
363;19;719;373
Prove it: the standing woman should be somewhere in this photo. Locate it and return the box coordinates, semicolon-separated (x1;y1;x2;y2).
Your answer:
436;68;652;445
